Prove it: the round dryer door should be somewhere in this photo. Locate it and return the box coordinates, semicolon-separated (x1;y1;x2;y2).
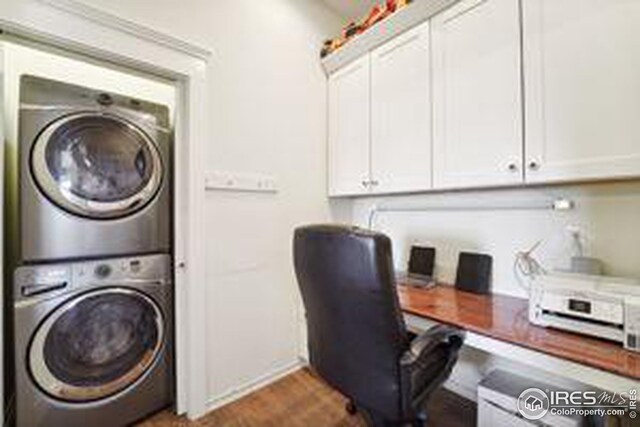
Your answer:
28;288;165;402
31;112;163;219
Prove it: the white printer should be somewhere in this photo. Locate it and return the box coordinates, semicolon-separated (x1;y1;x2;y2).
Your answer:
529;272;640;352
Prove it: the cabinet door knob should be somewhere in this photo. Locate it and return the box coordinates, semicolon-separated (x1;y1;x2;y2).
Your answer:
508;163;518;172
529;161;540;170
361;180;370;188
370;180;379;186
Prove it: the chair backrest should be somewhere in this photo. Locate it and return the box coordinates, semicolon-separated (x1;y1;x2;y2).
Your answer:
293;225;409;417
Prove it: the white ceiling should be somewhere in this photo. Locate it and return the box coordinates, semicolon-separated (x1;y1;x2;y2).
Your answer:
320;0;380;21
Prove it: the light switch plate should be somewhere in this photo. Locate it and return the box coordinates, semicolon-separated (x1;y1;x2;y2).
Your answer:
205;171;278;193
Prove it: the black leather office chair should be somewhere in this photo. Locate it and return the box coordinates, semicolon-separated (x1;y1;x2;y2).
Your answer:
293;225;464;427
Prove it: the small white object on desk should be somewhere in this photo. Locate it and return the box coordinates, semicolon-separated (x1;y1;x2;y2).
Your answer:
205;172;278;193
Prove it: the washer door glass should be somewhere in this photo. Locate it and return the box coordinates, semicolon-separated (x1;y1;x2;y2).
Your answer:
31;113;163;218
29;288;164;402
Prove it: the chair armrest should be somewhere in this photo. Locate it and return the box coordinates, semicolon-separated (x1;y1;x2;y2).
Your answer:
401;324;465;367
398;325;465;415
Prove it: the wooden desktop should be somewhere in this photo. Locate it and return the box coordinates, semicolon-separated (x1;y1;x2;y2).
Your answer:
397;284;640;388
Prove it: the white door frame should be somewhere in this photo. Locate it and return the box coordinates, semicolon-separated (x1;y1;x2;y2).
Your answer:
0;42;5;427
0;0;212;421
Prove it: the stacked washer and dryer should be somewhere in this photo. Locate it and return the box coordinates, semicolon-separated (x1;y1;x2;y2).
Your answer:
6;74;174;426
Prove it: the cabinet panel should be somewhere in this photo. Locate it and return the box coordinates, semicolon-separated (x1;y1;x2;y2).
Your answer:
328;56;371;196
432;0;523;189
524;0;640;183
371;22;432;194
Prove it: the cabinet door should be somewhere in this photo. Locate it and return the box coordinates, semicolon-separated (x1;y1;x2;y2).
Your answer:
432;0;523;189
524;0;640;183
328;56;371;196
371;22;432;194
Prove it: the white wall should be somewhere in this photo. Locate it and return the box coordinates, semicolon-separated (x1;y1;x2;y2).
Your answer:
345;182;640;298
201;2;340;407
321;0;378;21
71;0;342;407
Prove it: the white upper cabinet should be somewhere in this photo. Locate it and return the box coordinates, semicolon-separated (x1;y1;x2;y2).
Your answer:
327;0;640;197
371;22;432;194
523;0;640;183
432;0;523;189
328;56;371;196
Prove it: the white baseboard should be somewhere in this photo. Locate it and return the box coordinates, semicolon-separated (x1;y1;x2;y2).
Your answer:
206;360;305;412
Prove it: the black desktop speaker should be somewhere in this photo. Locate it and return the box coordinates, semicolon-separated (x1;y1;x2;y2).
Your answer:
408;246;436;277
455;252;493;294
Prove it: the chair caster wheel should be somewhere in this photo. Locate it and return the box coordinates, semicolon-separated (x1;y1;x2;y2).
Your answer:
412;412;428;427
346;401;358;415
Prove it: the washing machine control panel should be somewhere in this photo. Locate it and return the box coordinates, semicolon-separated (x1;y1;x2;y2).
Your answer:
77;257;168;284
14;265;70;299
14;254;171;303
94;264;112;279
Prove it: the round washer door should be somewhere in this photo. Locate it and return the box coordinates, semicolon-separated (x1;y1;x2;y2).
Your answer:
31;112;163;219
29;288;165;402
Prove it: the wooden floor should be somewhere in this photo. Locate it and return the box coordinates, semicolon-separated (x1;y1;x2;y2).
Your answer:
138;369;476;427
